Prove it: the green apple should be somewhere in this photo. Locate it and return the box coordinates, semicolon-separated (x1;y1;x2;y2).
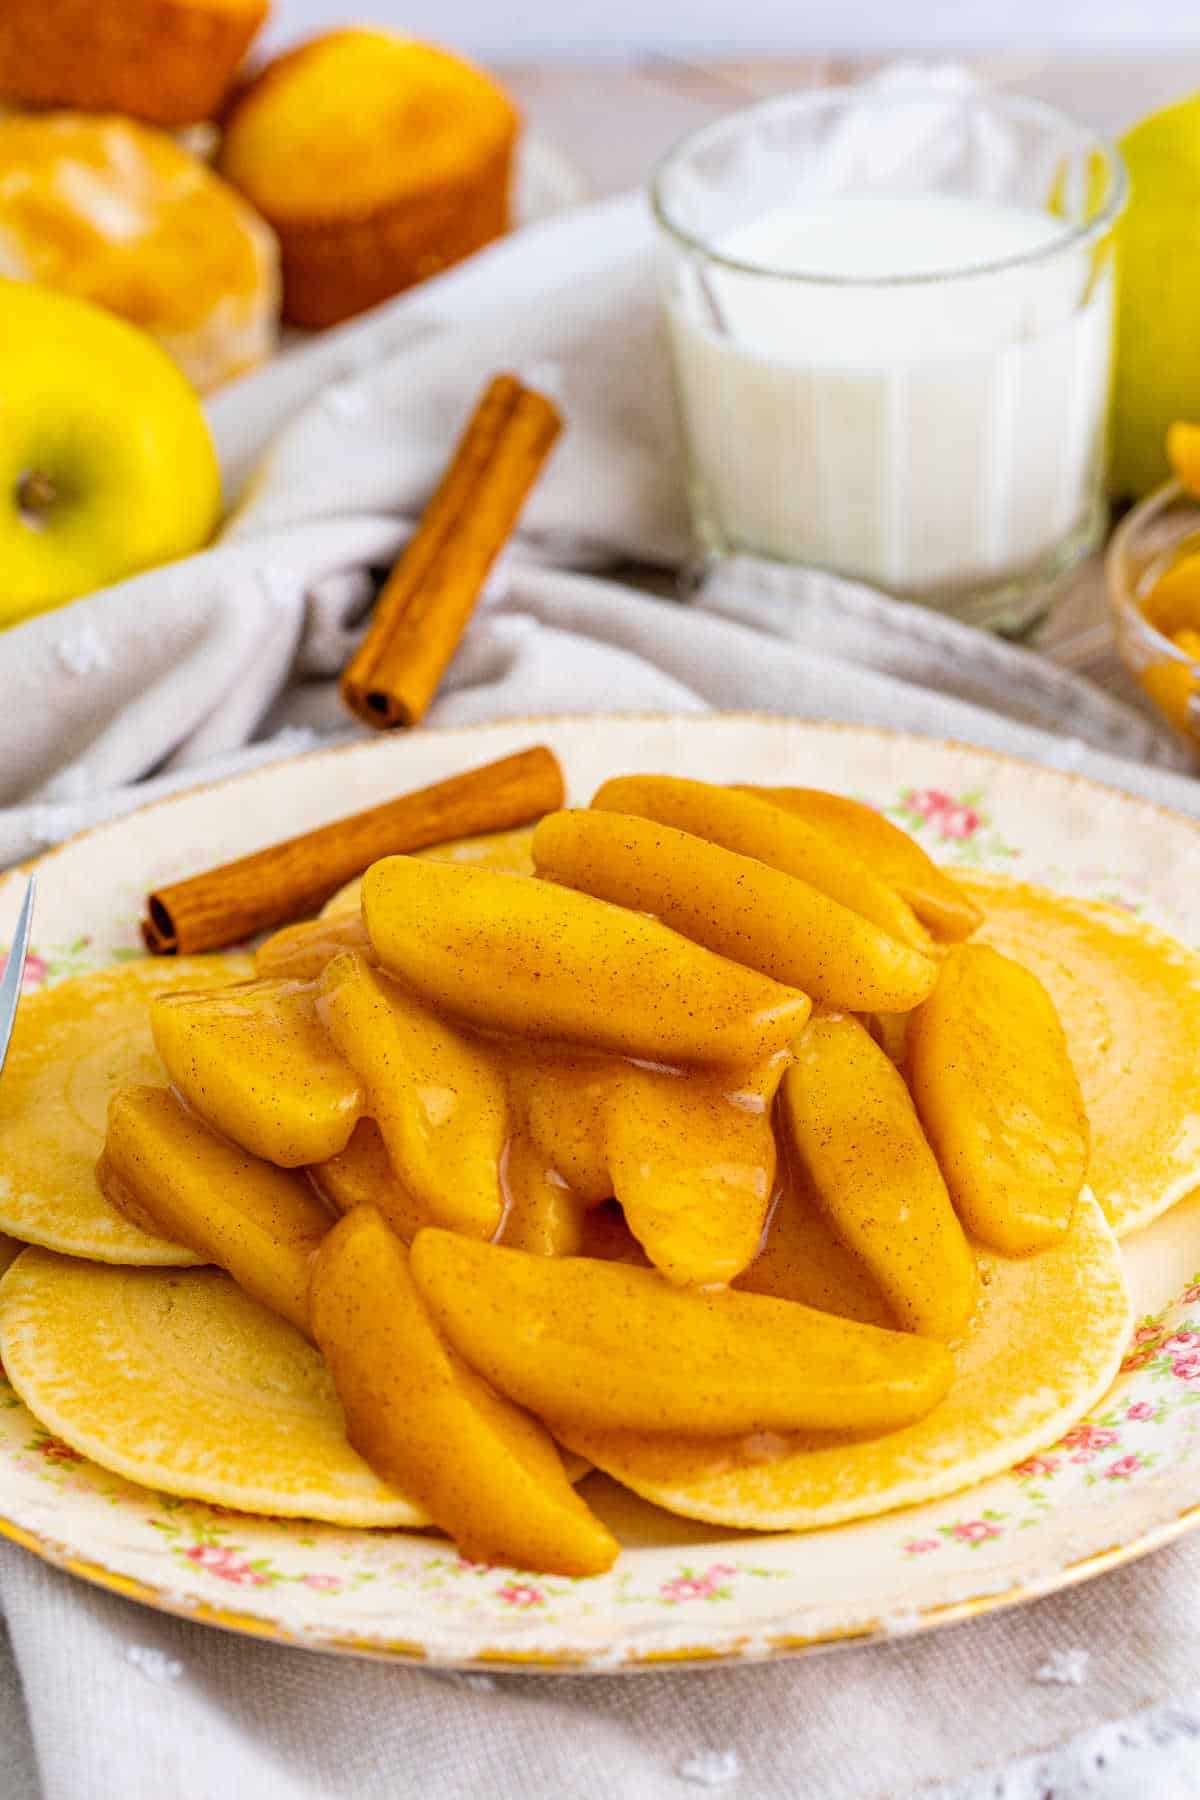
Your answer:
0;279;222;628
1112;93;1200;499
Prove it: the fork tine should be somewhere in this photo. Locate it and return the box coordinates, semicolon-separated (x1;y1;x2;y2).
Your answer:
0;876;37;1077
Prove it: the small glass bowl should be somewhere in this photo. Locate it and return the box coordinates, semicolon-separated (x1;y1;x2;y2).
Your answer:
1107;479;1200;748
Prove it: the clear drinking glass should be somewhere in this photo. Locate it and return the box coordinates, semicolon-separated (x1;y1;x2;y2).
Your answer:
652;88;1127;634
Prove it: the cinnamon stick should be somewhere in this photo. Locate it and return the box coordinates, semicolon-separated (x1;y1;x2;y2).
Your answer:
142;745;564;955
341;373;562;730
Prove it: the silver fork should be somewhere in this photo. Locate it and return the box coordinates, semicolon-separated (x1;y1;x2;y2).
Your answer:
0;876;36;1077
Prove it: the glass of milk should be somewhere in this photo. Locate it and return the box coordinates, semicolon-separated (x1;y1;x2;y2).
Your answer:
652;88;1127;633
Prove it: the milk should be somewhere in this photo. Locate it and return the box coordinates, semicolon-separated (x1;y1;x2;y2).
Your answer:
666;190;1114;600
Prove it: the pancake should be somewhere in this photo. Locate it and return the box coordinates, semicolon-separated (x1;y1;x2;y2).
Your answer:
0;956;251;1264
962;873;1200;1237
320;825;536;920
560;1190;1128;1532
0;1251;428;1527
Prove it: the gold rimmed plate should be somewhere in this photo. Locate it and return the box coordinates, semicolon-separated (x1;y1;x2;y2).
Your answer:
1;713;1199;1669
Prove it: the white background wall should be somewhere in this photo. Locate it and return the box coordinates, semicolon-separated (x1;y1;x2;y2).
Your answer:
264;0;1200;58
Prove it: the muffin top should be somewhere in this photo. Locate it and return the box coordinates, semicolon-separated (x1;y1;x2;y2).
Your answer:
218;29;519;225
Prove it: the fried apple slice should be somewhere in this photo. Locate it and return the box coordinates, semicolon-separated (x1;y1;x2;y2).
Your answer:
151;977;362;1167
309;1119;430;1244
498;1134;586;1257
533;809;937;1013
562;1192;1128;1533
782;1014;976;1340
866;1010;910;1067
310;1207;618;1576
603;1060;782;1286
409;1230;953;1436
1142;545;1200;638
907;942;1089;1255
738;785;982;942
514;1054;616;1204
317;952;506;1240
363;857;812;1064
733;1161;895;1328
962;872;1200;1237
318;825;538;924
594;774;930;950
255;914;372;981
1168;420;1200;496
101;1085;331;1335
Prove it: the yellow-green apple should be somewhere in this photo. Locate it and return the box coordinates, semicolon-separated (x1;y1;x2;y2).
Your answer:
0;279;221;627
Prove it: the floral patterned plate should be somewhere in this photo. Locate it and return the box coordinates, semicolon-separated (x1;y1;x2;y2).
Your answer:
2;713;1200;1671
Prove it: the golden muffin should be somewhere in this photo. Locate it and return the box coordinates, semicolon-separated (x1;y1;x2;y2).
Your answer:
0;0;268;127
218;29;520;328
0;112;279;390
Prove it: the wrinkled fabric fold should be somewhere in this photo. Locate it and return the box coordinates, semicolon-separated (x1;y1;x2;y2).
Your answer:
4;557;1196;866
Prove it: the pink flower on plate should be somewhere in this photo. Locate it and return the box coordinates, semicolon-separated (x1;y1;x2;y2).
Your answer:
182;1543;266;1586
184;1543;234;1570
660;1564;737;1603
1165;1329;1200;1349
903;1538;941;1555
1013;1454;1059;1478
1171;1351;1200;1383
903;788;953;821
1105;1454;1144;1480
0;949;47;991
1126;1401;1156;1423
21;951;47;990
301;1574;341;1593
936;804;982;841
661;1576;715;1603
1060;1424;1119;1454
950;1520;1002;1544
496;1582;545;1609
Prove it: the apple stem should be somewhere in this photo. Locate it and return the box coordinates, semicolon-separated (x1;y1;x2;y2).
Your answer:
17;470;57;529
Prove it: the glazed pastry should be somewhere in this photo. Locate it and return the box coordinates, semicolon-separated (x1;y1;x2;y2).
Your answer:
0;0;268;128
0;112;279;390
218;28;519;327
